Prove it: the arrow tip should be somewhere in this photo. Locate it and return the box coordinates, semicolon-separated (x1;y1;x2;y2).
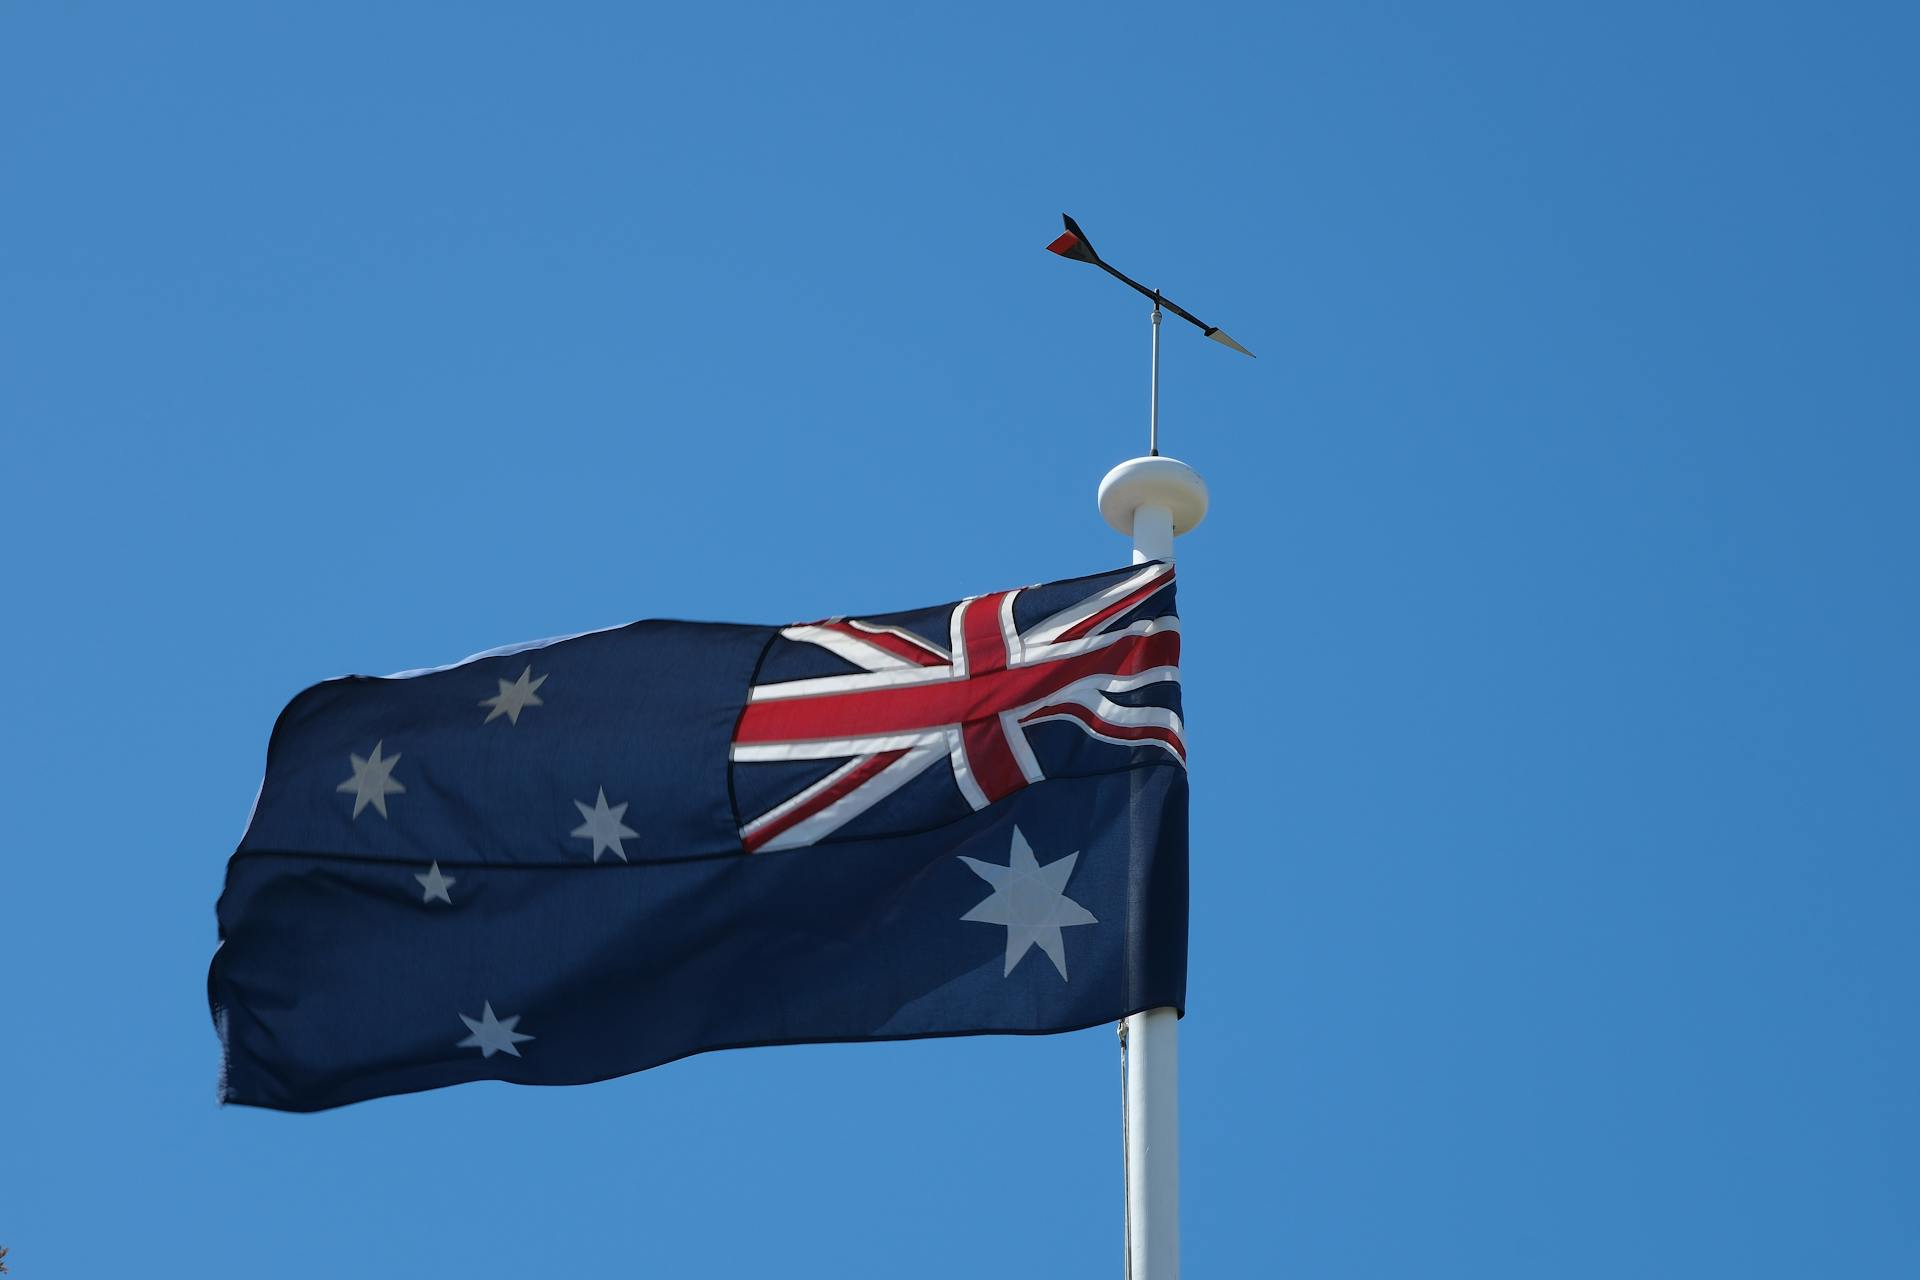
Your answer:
1204;326;1256;358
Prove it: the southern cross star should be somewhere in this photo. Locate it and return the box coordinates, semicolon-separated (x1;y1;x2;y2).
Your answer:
336;741;406;819
959;827;1097;980
480;665;547;725
414;861;456;904
571;788;638;862
456;1002;533;1058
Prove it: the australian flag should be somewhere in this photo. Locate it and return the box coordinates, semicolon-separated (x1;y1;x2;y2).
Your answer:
209;563;1188;1111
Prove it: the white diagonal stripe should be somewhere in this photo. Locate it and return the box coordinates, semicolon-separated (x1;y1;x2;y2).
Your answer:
742;751;879;840
1001;709;1045;784
1015;615;1181;666
841;617;950;661
779;624;921;671
948;725;990;810
752;742;947;851
1022;563;1173;646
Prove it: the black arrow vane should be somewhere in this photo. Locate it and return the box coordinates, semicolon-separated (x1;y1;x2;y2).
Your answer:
1045;214;1254;357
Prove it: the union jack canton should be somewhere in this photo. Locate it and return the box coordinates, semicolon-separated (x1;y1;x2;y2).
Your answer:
731;561;1185;851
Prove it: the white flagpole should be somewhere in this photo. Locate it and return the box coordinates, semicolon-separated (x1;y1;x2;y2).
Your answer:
1097;315;1208;1277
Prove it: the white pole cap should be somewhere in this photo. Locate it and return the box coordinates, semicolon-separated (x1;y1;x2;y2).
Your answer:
1098;455;1210;539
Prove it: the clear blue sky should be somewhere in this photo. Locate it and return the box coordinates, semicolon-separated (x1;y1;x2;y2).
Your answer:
3;3;1915;1276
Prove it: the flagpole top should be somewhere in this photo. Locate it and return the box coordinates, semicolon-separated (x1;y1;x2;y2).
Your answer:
1098;456;1209;540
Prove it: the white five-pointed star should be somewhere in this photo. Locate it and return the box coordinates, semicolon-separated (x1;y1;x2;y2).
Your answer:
456;1002;533;1058
336;741;407;819
571;788;638;862
480;665;547;725
959;827;1098;980
414;861;456;904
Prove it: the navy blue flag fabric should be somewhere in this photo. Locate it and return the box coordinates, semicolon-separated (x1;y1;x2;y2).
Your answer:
210;563;1188;1112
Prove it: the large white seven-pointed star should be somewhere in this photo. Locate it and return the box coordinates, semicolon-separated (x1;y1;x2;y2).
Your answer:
480;665;547;725
959;827;1098;980
336;741;406;819
571;788;638;862
414;861;455;904
456;1002;533;1058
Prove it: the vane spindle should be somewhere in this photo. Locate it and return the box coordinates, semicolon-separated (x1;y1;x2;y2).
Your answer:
1149;296;1162;457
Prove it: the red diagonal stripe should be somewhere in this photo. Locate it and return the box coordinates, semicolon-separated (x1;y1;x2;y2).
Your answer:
822;620;948;668
1053;568;1174;643
741;748;909;852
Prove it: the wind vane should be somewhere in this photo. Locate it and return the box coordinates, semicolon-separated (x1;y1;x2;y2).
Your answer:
1045;213;1252;457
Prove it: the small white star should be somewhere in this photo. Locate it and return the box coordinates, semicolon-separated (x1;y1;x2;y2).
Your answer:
480;665;547;725
571;787;638;862
414;861;456;904
959;827;1097;980
336;740;406;819
456;1002;533;1058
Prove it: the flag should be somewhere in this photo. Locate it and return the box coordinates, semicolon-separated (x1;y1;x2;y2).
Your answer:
209;563;1188;1112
